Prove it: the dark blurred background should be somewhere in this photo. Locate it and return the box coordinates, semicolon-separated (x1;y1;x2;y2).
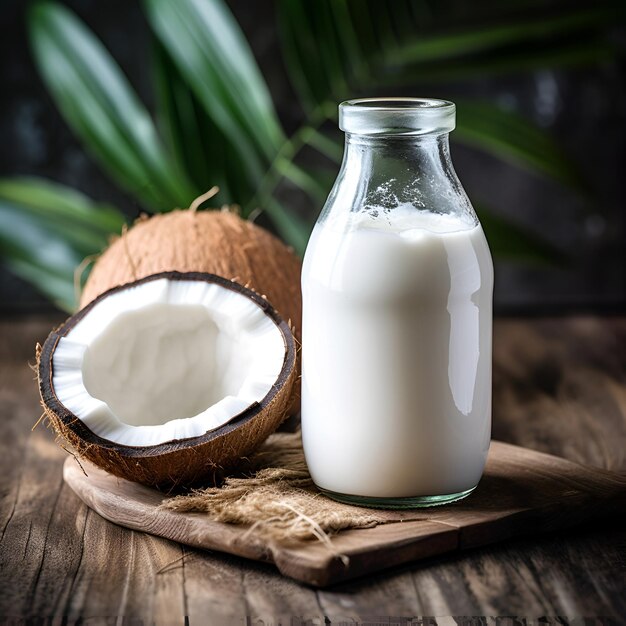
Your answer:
0;0;624;315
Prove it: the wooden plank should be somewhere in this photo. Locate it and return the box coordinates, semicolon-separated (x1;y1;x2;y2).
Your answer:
181;552;250;625
61;438;626;587
492;317;626;470
239;563;325;625
0;319;187;622
316;569;424;623
0;318;83;620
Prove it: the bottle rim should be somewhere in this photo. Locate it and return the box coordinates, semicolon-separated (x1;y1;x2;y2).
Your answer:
339;97;456;136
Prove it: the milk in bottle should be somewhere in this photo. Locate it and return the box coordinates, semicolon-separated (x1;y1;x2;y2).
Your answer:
301;99;494;508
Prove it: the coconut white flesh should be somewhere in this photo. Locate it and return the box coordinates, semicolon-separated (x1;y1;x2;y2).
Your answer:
52;278;286;446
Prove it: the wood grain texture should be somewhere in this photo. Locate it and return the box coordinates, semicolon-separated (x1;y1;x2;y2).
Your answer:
0;316;625;620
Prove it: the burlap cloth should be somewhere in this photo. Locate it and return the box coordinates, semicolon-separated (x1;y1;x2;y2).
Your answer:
162;431;389;550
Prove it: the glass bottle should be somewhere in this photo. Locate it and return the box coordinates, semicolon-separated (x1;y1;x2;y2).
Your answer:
300;98;494;508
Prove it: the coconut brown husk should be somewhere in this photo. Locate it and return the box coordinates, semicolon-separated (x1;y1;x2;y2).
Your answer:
37;271;297;491
80;208;303;414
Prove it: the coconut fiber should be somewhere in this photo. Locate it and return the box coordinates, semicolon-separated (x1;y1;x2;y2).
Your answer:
161;432;386;550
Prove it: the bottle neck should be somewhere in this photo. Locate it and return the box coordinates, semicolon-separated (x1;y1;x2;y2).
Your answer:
342;131;453;176
323;131;469;220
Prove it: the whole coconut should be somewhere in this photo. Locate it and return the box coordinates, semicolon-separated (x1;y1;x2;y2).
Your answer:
81;208;303;413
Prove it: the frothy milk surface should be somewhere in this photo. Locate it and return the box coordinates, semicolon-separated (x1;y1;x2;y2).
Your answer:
301;206;493;498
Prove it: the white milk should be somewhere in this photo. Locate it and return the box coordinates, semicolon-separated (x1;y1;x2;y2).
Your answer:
301;206;493;498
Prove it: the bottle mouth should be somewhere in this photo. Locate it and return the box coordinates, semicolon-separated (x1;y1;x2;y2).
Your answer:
339;97;455;136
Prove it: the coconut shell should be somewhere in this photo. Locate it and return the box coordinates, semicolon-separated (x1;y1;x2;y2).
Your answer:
81;209;302;414
81;209;302;337
38;271;297;491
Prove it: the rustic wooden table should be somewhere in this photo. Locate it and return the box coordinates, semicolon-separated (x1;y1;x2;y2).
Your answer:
0;316;624;623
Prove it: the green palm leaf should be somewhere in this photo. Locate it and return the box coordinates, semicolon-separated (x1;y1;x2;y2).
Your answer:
152;40;235;205
384;40;613;84
0;206;83;312
29;1;197;211
276;0;609;191
145;0;285;182
454;101;584;191
477;204;564;265
261;198;310;257
0;177;126;236
4;258;77;313
0;178;127;311
153;36;311;247
387;6;617;65
146;0;311;246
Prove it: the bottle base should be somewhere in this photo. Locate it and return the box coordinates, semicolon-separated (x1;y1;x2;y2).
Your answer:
317;485;476;509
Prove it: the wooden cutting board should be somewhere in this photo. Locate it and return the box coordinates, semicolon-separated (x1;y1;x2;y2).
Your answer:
63;441;626;587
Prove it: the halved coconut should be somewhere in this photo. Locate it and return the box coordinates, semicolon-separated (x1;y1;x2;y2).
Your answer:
38;271;296;490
